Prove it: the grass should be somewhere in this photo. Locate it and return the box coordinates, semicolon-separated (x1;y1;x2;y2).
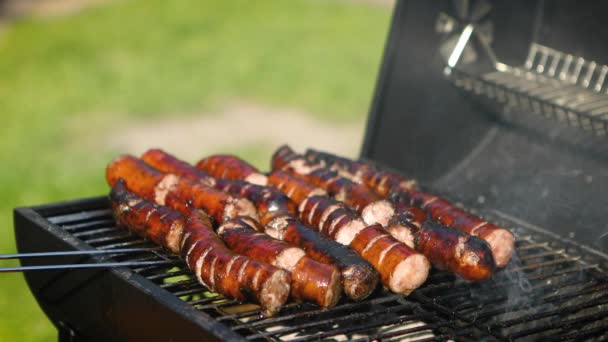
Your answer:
0;0;391;340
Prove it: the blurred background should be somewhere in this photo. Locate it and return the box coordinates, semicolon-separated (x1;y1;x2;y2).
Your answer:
0;0;392;340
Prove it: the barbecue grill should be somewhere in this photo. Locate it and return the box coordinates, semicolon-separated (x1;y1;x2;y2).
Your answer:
13;1;608;341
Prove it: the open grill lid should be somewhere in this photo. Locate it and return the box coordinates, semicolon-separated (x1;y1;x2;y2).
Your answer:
362;0;608;253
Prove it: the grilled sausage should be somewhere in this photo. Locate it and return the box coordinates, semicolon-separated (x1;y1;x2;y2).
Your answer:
303;149;514;268
391;191;514;267
304;148;418;195
268;170;327;205
109;180;290;316
142;149;296;226
106;155;258;225
196;154;268;185
268;216;378;300
145;149;377;300
349;224;430;294
218;217;341;308
283;187;430;294
272;145;395;227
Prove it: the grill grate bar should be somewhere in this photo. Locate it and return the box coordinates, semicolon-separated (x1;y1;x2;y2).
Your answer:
47;209;112;225
490;296;608;330
508;307;608;340
349;324;452;342
187;294;227;306
504;257;581;273
229;294;406;329
62;219;116;232
146;269;191;281
159;278;201;290
97;239;152;250
84;232;134;245
194;299;244;310
279;313;444;342
72;226;122;238
451;276;598;314
218;302;306;323
457;280;607;320
243;303;424;339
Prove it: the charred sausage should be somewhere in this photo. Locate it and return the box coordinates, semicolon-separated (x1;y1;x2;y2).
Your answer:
109;180;290;316
106;155;257;225
142;149;377;300
218;217;342;308
271;145;395;227
304;148;514;268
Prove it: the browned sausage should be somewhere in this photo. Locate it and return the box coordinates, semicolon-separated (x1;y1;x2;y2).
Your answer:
142;148;295;226
304;148;514;268
218;217;341;308
392;191;514;268
268;170;327;205
109;180;290;316
283;191;430;294
106;155;257;225
268;216;378;301
196;154;268;185
349;224;430;295
304;148;418;195
142;149;376;300
271;145;395;227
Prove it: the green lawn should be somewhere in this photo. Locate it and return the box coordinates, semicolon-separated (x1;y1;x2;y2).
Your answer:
0;0;390;340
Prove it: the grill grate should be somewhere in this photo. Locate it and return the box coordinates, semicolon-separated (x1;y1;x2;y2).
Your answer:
35;202;608;341
447;43;608;137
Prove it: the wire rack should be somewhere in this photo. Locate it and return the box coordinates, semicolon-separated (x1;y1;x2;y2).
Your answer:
448;43;608;136
33;199;608;341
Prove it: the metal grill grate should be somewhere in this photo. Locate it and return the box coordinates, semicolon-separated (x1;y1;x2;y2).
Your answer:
447;43;608;137
37;201;608;341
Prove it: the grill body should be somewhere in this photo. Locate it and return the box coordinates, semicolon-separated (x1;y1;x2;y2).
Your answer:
14;0;608;340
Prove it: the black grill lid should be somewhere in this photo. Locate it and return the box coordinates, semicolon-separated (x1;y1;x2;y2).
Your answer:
362;0;608;252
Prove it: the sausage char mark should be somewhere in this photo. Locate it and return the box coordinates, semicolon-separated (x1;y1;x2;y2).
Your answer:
196;154;268;186
109;180;290;316
106;155;257;225
218;217;342;308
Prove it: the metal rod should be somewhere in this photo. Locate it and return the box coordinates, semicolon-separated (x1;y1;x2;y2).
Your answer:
0;260;173;273
0;247;160;260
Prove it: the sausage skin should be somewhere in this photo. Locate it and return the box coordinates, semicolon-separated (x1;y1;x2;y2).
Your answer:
106;155;257;225
196;154;268;185
271;145;395;227
109;180;290;316
142;149;375;299
304;148;514;268
218;217;342;308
